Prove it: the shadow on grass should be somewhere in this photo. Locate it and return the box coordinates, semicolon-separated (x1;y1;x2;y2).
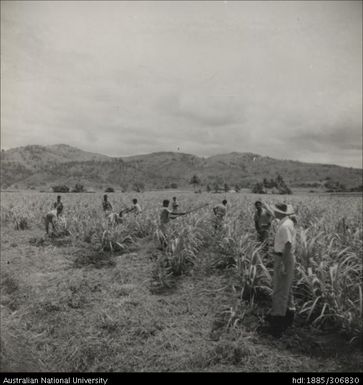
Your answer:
237;304;363;372
71;249;116;269
29;235;72;248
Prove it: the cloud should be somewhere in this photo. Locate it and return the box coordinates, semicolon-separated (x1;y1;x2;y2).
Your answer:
287;126;362;152
1;1;362;168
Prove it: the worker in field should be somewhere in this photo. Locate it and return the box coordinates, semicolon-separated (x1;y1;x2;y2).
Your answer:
128;198;142;215
106;211;123;227
262;203;297;338
172;196;179;213
212;199;227;231
254;200;273;246
119;198;142;217
159;199;186;250
45;204;67;236
53;195;64;216
102;194;113;215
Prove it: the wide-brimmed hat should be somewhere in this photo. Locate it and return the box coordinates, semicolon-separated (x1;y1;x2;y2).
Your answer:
271;203;295;215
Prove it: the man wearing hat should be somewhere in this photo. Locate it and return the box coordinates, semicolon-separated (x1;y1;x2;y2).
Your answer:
264;203;297;337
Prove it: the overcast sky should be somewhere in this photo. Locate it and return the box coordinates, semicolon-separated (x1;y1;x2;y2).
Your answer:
1;1;362;167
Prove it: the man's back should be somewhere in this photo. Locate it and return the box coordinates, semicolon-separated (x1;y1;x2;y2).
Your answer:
134;203;142;214
103;200;112;212
214;204;226;218
160;207;171;225
255;209;272;228
274;217;296;254
54;201;63;212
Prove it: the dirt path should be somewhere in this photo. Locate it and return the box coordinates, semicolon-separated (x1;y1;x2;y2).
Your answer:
1;227;361;372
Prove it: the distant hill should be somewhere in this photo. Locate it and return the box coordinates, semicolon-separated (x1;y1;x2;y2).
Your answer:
1;144;110;170
1;144;361;191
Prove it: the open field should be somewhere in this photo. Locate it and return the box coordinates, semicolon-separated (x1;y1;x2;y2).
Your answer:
1;191;362;372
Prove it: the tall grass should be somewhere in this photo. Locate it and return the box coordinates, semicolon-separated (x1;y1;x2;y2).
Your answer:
1;191;362;340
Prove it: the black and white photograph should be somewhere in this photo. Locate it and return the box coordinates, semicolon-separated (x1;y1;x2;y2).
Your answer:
1;0;362;376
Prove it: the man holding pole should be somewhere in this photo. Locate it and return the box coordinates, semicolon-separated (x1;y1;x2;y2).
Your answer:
158;200;208;250
159;199;186;250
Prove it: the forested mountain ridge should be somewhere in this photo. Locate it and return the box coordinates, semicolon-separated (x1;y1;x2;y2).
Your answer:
1;144;361;191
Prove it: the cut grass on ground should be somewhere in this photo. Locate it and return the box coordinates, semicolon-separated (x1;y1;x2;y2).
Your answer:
1;227;362;372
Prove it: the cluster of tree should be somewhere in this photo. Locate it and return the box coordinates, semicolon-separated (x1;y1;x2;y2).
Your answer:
164;183;178;189
190;175;244;193
104;182;146;193
323;179;347;192
252;175;292;195
133;182;145;192
350;184;363;192
52;185;70;193
292;182;322;188
52;183;86;193
72;183;86;193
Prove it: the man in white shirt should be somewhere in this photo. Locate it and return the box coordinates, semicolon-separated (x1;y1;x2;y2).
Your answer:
121;198;142;216
172;196;179;213
264;203;297;337
129;198;142;215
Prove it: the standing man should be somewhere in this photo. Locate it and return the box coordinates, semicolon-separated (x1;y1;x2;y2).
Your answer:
264;203;297;337
254;201;273;244
129;198;142;215
213;199;227;231
102;194;113;215
53;196;64;217
159;199;186;250
172;196;179;213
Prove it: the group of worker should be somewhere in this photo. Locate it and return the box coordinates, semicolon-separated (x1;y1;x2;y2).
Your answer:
45;194;297;338
208;198;297;338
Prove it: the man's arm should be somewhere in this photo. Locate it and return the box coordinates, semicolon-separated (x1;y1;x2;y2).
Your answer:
261;202;274;218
